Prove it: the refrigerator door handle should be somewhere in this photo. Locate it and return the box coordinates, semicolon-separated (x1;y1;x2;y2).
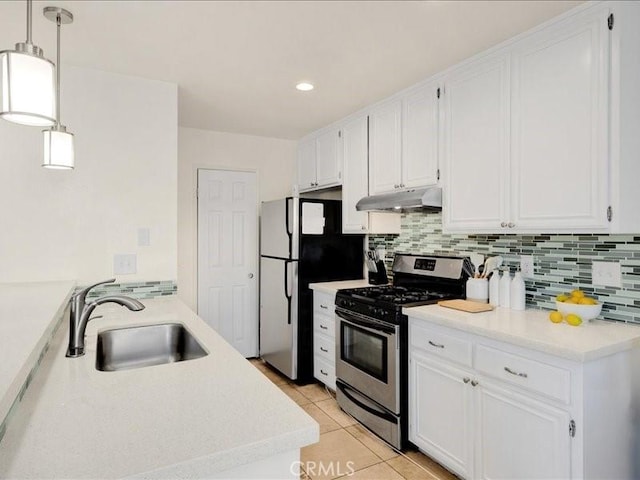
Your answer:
284;259;295;324
285;197;293;257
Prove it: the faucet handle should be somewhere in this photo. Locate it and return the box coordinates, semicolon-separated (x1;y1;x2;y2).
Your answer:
72;278;116;301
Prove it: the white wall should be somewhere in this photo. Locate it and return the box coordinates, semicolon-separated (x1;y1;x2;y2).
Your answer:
178;127;296;310
0;66;177;284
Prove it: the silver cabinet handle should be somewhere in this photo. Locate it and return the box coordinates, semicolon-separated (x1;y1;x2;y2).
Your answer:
501;222;508;227
320;347;329;353
504;367;528;378
320;369;328;376
394;184;399;189
361;225;366;230
428;340;445;349
320;324;328;330
320;304;328;309
463;377;470;384
471;380;479;387
508;222;515;228
400;183;405;188
248;273;254;279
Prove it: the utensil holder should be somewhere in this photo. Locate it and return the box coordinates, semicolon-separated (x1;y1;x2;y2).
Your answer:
466;278;489;303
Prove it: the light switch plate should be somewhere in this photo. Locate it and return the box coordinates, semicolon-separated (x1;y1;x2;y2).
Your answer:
114;254;137;275
520;255;534;278
137;228;150;247
592;261;622;287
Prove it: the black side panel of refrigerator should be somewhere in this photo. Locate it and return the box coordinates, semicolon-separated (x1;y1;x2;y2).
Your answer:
295;200;365;383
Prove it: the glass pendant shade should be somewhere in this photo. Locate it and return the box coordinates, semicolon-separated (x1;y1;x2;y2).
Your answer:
0;50;56;126
43;127;74;169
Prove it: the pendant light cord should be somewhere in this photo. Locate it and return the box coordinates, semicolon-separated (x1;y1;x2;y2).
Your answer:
26;0;32;44
56;14;61;126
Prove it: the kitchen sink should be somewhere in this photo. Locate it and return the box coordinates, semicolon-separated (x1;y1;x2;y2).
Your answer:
96;323;208;372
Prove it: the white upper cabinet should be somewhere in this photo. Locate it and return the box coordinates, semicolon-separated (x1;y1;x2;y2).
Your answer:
403;84;440;189
442;53;511;232
369;83;440;195
296;138;316;192
510;8;610;231
443;5;612;233
369;100;403;195
296;127;342;193
341;115;370;233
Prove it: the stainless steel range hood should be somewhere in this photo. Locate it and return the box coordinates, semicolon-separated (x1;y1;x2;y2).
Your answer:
355;186;442;212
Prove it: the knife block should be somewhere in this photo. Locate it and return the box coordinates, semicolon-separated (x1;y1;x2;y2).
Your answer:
368;260;389;285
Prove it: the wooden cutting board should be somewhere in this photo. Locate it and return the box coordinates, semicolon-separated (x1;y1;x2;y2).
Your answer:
438;299;494;313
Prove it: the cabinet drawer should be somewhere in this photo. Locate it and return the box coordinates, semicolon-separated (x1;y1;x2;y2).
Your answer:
314;314;335;338
314;356;336;390
410;323;473;367
314;291;335;315
314;333;335;363
475;345;570;404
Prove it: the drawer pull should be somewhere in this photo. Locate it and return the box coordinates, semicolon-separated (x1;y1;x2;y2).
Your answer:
428;340;445;349
320;347;329;353
320;304;328;309
471;380;479;387
504;367;528;378
463;377;470;384
320;324;328;330
320;369;328;376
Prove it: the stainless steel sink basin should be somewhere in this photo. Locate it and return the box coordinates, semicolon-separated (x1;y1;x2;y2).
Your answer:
96;323;208;372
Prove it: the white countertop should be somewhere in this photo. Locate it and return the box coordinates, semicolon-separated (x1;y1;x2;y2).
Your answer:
0;281;75;425
309;279;379;294
406;304;640;362
0;296;318;478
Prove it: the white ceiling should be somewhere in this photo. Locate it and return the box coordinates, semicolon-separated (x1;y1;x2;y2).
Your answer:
0;1;583;140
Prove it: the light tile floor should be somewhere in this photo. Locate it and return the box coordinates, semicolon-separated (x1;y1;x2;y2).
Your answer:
249;359;458;480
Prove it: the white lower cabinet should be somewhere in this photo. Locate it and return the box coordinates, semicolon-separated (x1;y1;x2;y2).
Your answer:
313;291;336;390
408;317;640;479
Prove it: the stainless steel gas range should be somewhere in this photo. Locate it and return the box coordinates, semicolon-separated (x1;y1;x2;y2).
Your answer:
334;254;470;450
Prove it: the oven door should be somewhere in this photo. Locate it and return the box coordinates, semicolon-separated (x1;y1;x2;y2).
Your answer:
335;307;400;414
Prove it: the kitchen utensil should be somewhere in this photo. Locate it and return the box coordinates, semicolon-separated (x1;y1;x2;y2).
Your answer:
438;299;494;313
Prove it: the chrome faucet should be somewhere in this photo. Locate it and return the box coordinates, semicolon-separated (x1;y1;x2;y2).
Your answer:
66;278;145;358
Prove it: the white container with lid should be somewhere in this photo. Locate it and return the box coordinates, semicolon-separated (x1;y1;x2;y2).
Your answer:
510;270;525;311
489;270;500;306
499;269;511;308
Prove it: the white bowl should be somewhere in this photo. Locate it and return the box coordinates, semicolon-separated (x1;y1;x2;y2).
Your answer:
555;301;603;321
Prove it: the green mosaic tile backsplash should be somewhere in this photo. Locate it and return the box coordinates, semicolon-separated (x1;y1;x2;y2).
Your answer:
369;212;640;324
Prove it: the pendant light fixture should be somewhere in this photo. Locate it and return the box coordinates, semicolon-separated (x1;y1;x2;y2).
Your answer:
0;0;56;126
42;6;74;170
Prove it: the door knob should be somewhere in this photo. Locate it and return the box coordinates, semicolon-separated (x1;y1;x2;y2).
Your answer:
248;273;254;279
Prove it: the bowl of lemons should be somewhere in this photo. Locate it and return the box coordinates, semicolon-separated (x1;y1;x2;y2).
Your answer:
551;290;602;326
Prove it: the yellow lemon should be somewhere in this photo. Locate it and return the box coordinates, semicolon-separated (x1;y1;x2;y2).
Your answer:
564;298;579;304
556;294;569;302
578;297;597;305
549;311;563;323
566;314;583;326
571;289;585;299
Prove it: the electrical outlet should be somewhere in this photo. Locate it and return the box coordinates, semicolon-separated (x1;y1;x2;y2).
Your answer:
592;261;622;287
520;255;534;278
114;254;137;275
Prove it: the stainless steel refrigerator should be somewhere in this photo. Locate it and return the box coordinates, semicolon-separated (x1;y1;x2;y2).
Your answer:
260;197;364;383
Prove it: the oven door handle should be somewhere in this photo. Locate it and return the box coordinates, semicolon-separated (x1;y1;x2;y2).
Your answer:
335;309;396;336
337;382;398;424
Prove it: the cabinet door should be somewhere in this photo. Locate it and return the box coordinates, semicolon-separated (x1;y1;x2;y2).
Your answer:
409;352;473;479
316;128;342;188
369;100;402;195
342;116;369;233
403;84;439;188
475;380;571;480
297;138;316;192
511;9;610;231
442;53;511;232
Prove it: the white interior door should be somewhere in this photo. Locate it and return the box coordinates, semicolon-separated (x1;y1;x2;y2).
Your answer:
197;169;258;357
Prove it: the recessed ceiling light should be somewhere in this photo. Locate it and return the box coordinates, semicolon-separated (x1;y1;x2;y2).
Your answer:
296;82;314;92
